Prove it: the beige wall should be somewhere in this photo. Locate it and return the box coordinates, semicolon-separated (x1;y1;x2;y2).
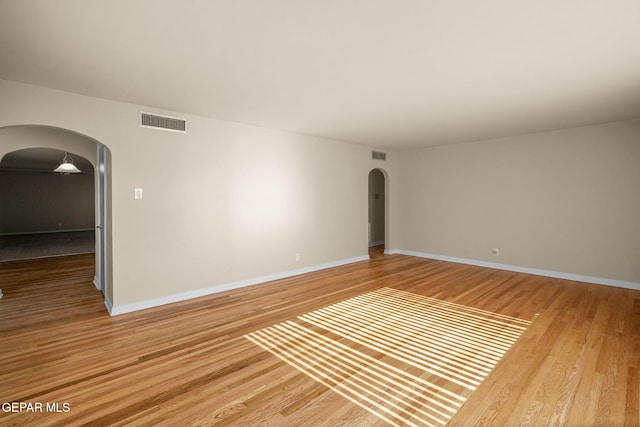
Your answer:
5;78;636;310
0;79;397;309
397;120;640;283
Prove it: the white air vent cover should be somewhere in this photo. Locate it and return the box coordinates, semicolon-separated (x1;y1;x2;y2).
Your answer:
372;151;386;161
140;112;187;133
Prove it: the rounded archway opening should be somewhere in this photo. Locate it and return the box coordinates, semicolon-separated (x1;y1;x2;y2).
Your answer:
0;147;95;238
0;125;112;310
368;168;387;258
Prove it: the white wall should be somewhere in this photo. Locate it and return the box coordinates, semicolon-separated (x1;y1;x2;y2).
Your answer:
0;79;397;310
397;120;640;284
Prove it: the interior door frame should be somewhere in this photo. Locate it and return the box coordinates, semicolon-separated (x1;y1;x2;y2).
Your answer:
94;143;108;294
368;167;388;253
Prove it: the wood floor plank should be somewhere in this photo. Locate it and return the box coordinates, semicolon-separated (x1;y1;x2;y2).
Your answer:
1;253;639;426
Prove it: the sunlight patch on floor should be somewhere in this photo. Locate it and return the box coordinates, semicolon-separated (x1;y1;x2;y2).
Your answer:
245;287;533;426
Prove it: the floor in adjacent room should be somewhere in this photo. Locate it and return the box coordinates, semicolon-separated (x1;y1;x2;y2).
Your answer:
0;230;95;262
0;253;638;426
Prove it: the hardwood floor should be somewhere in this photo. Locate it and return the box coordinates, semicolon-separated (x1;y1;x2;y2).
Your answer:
369;244;385;259
0;253;638;426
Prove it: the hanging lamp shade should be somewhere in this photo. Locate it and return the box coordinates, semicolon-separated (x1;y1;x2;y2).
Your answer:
54;152;81;174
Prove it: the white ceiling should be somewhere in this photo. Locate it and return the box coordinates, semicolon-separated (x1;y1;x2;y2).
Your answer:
1;0;639;150
0;147;94;174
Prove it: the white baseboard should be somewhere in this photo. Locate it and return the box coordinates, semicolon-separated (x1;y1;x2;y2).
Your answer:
104;249;638;316
396;249;640;291
107;255;370;316
93;276;100;291
0;228;95;236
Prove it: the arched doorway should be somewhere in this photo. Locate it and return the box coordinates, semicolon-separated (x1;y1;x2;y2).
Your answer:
0;125;112;307
0;147;95;259
368;168;386;258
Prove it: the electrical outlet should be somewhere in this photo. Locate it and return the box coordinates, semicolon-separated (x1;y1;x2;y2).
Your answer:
295;253;301;262
491;248;499;256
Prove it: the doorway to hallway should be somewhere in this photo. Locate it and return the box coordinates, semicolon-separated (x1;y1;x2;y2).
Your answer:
368;168;386;258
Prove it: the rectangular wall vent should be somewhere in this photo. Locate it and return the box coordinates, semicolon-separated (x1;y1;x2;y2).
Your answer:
372;151;387;161
140;112;187;133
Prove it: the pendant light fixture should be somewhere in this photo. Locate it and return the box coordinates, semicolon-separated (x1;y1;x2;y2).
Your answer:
54;152;81;174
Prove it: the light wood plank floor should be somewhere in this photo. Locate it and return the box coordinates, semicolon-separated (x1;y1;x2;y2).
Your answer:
0;253;638;426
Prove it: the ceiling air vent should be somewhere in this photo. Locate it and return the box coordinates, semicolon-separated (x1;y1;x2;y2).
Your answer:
372;151;386;161
140;112;187;133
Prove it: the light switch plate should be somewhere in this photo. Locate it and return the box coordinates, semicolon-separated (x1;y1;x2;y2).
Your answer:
134;188;143;199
